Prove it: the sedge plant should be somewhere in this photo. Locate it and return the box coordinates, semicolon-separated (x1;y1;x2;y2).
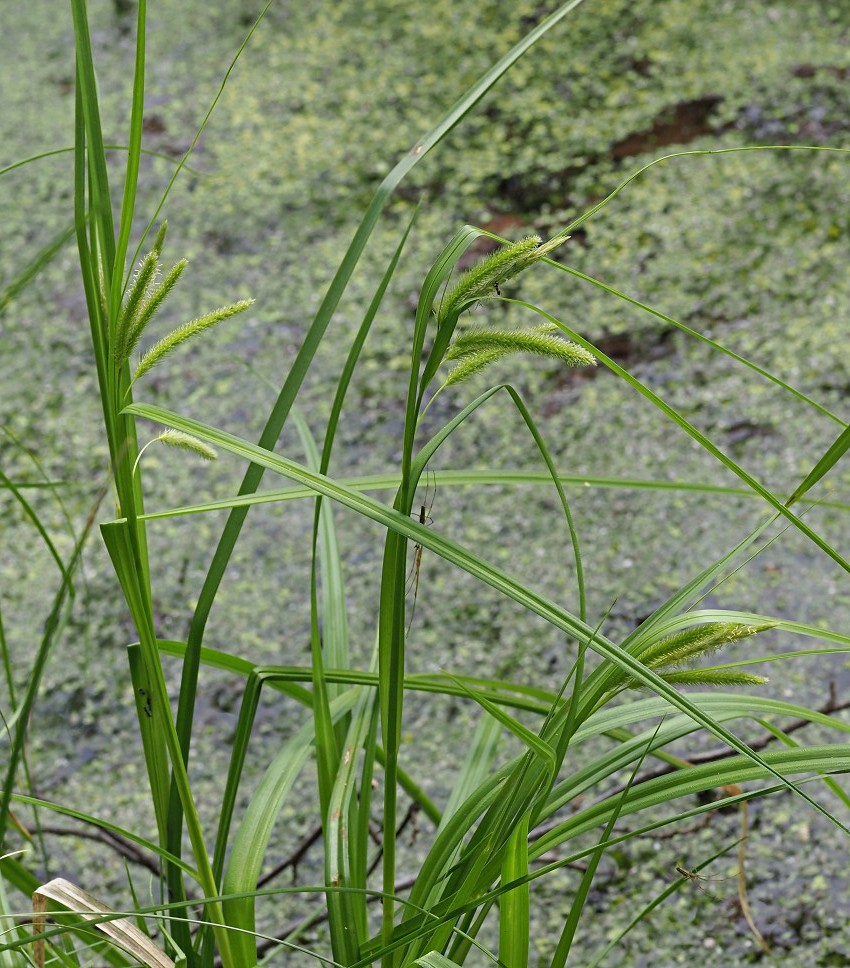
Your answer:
2;2;850;967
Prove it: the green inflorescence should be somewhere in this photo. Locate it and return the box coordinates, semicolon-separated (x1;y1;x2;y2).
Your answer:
112;222;254;384
445;323;596;385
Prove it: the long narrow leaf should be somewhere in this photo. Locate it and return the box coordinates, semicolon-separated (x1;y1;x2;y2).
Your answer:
178;0;591;810
109;0;147;328
136;468;850;522
551;721;664;968
584;838;742;968
548;145;850;426
532;745;850;859
516;300;850;575
499;815;529;968
221;690;360;966
154;640;850;741
125;405;850;862
785;422;850;507
0;488;104;847
449;676;555;778
0;224;75;315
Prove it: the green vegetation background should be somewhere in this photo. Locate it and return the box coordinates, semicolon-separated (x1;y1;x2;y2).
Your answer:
2;0;850;963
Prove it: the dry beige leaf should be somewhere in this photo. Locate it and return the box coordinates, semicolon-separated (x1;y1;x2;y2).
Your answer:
32;877;175;968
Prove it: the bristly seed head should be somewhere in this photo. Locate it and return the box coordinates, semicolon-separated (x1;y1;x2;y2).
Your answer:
444;323;596;384
637;622;774;671
133;298;254;383
113;222;255;385
156;430;218;461
605;622;775;695
438;235;568;324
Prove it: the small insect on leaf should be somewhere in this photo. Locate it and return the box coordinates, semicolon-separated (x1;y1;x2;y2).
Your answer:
137;688;153;718
407;471;436;635
675;863;735;902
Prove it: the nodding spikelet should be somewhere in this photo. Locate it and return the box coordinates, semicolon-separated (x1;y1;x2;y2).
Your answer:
447;324;596;368
156;430;217;461
444;323;596;384
150;220;168;258
631;669;768;689
637;623;773;672
605;622;774;695
118;258;189;364
115;223;182;366
133;298;254;382
445;347;507;385
117;248;160;357
438;235;568;324
507;233;569;271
